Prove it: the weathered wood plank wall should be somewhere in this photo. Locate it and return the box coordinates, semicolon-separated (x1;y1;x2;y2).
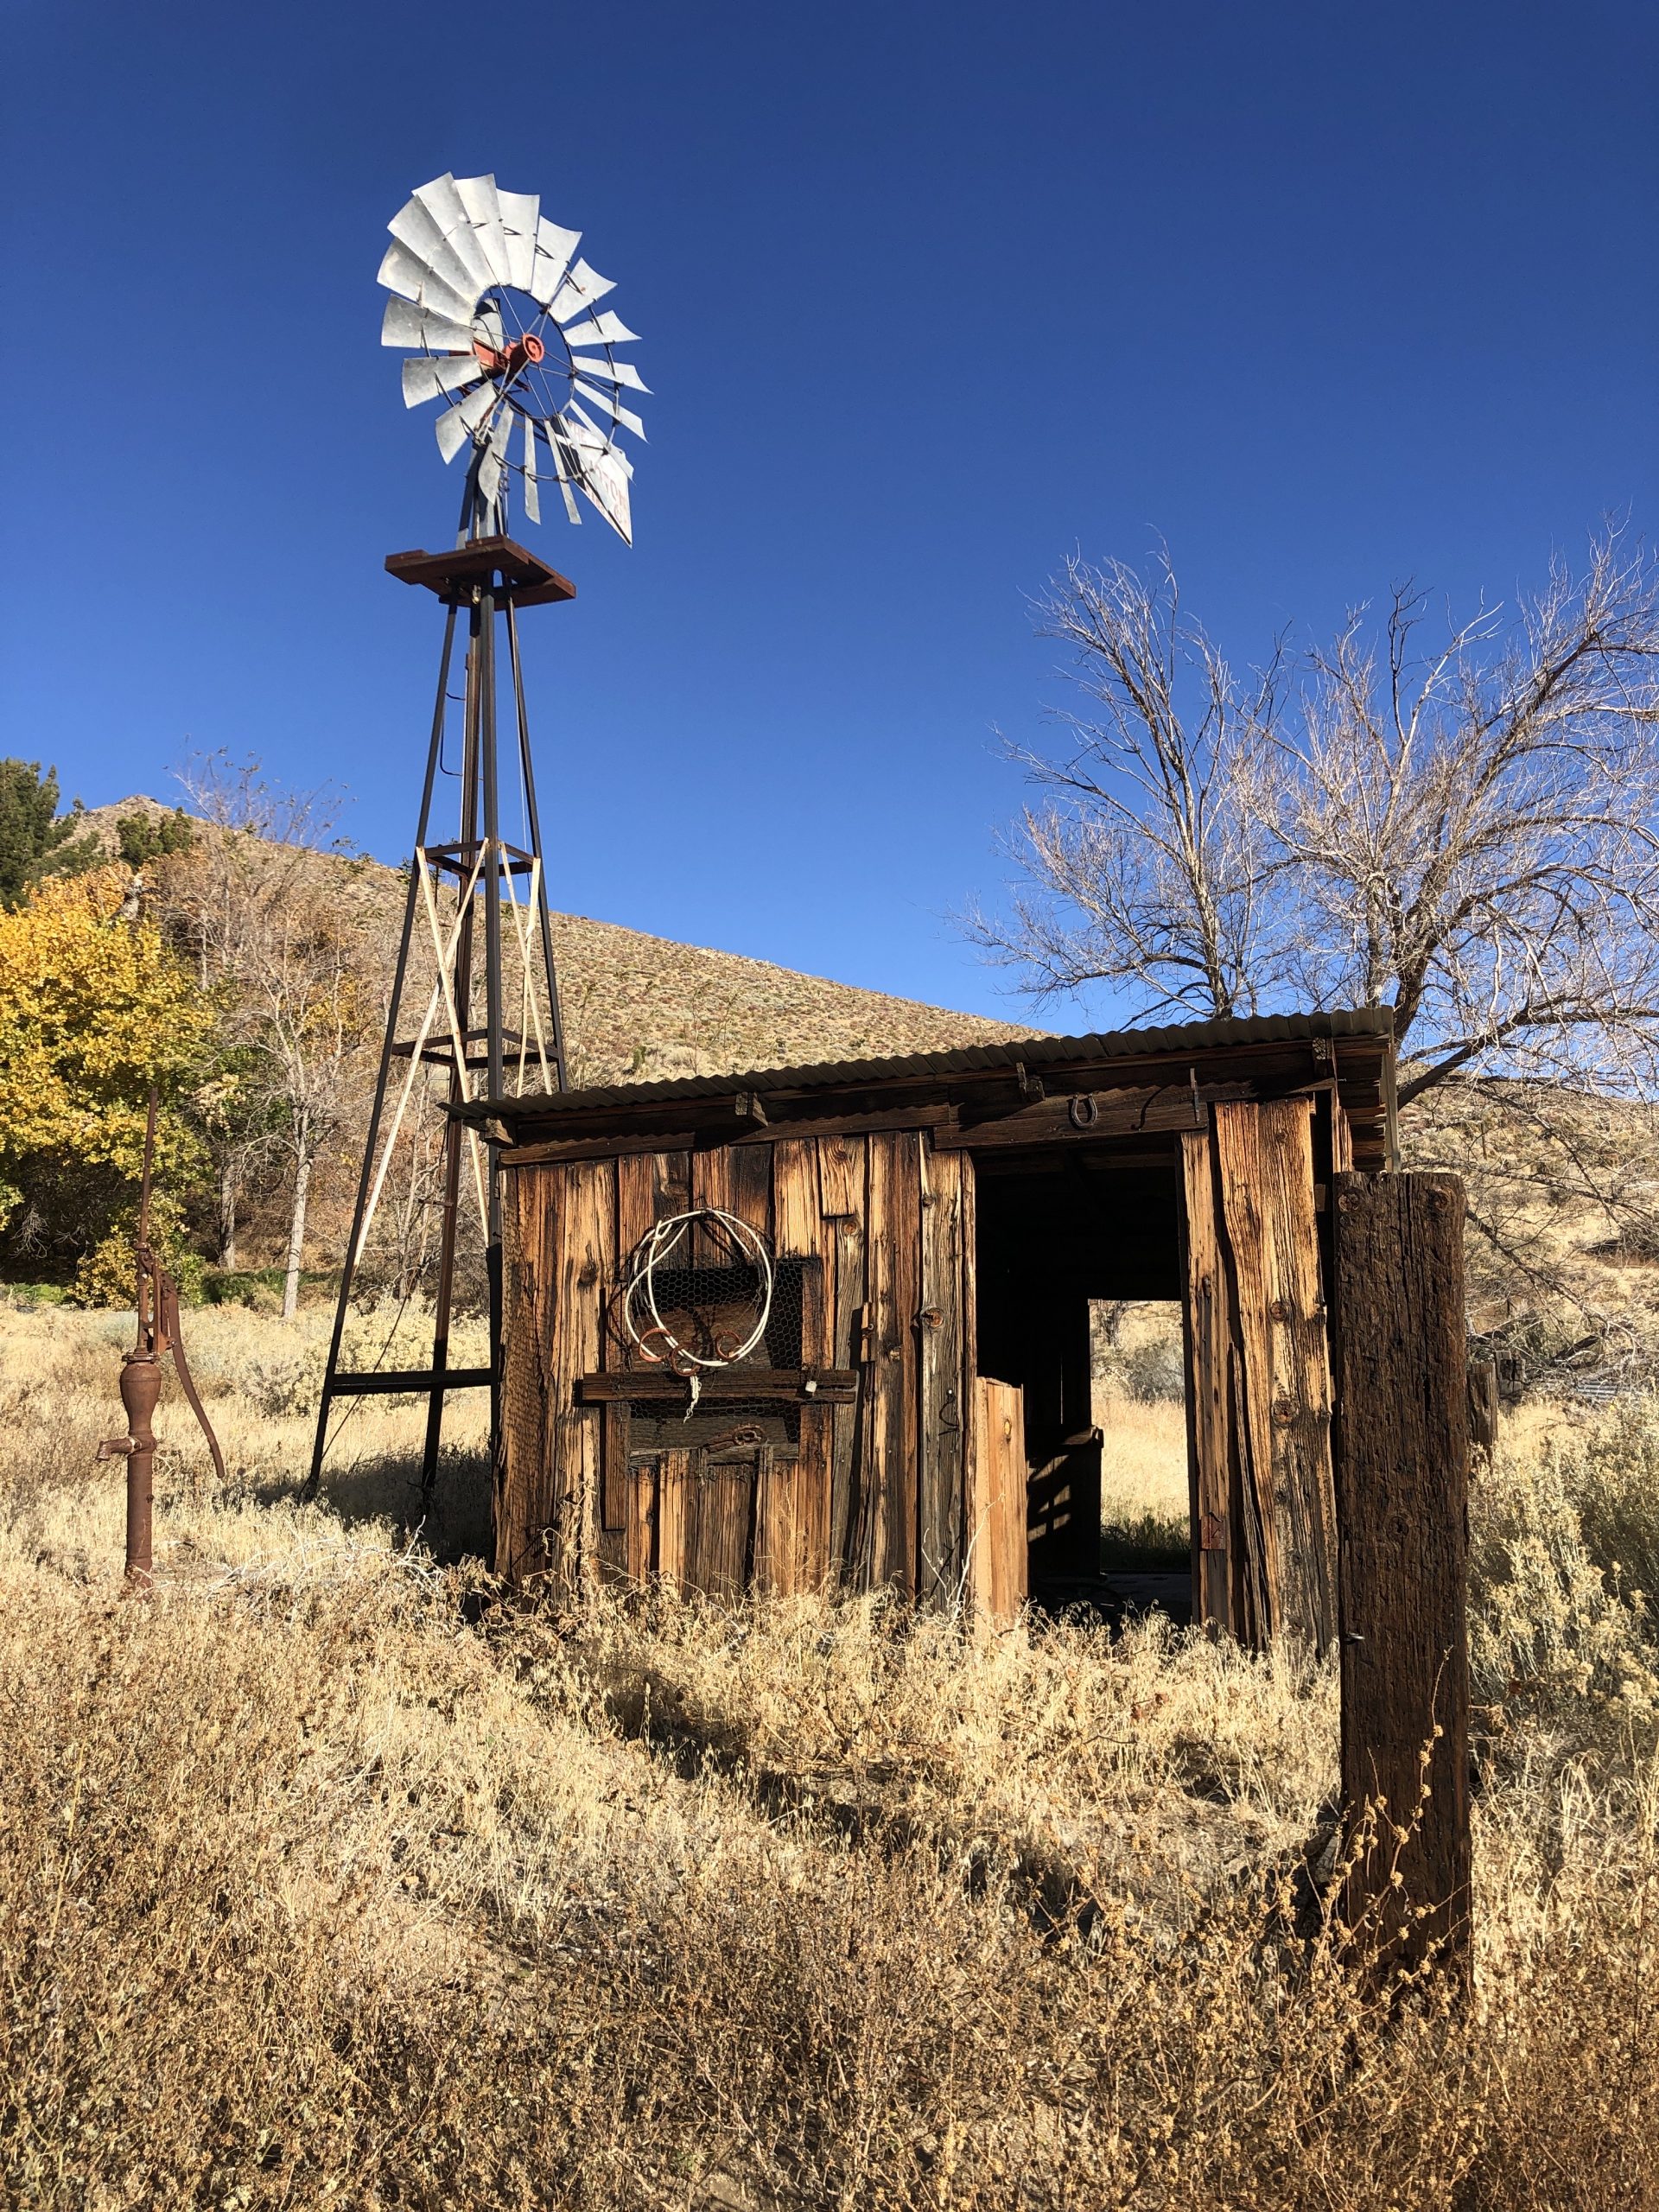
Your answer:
496;1128;979;1606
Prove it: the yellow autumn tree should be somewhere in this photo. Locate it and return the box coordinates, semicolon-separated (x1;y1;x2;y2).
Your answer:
0;868;211;1288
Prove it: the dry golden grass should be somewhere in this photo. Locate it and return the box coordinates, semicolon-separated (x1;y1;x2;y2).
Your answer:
1095;1397;1190;1532
4;1302;1659;2207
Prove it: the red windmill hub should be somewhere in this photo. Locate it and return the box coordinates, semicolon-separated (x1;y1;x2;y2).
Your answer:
473;328;545;379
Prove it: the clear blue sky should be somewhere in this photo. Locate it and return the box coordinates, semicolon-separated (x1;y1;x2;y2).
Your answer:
3;1;1654;1023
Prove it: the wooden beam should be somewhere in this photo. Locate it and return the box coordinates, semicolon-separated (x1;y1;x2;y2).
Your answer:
575;1368;858;1403
496;1103;956;1167
935;1080;1255;1151
1331;1171;1472;1989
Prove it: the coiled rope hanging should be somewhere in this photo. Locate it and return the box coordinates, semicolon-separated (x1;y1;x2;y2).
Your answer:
622;1207;775;1414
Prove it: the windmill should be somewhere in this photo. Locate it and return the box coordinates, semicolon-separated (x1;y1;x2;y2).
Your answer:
304;172;646;1506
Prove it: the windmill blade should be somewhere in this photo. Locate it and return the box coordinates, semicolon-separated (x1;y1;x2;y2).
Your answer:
549;260;616;322
474;303;505;351
530;216;581;306
419;185;495;297
566;400;634;476
389;194;455;275
569;354;652;394
454;174;512;285
378;221;480;320
559;311;639;350
496;189;539;289
435;380;501;463
377;238;427;303
575;446;632;544
411;173;468;242
573;381;645;441
477;398;514;504
541;420;583;524
416;231;482;307
435;402;475;464
382;294;476;352
402;353;486;408
521;411;541;524
559;406;633;543
454;380;501;437
414;268;478;327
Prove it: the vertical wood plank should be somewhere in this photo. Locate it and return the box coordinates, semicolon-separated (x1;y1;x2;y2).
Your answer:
918;1142;966;1609
957;1149;978;1615
626;1462;656;1584
1180;1130;1235;1635
861;1131;921;1592
597;1154;674;1573
1467;1359;1499;1462
752;1446;792;1595
798;1426;831;1592
598;1403;631;1554
772;1139;820;1259
497;1164;582;1586
817;1133;863;1220
1332;1172;1471;1986
1213;1098;1338;1648
548;1160;615;1592
821;1135;868;1583
776;1137;836;1593
615;1153;658;1280
494;1164;545;1583
657;1448;691;1593
690;1454;753;1599
653;1149;691;1221
691;1141;772;1253
969;1377;1027;1627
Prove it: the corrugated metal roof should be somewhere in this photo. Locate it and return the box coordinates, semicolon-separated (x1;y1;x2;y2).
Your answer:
465;1006;1395;1121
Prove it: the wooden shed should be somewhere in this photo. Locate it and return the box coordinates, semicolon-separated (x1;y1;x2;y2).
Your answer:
470;1007;1405;1647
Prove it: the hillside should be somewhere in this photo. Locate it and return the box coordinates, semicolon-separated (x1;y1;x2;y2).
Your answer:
81;797;1035;1088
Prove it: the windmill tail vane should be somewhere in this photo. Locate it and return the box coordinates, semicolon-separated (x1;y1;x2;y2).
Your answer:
307;170;645;1513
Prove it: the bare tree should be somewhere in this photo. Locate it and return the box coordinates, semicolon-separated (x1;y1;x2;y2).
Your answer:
157;753;371;1313
976;530;1659;1373
978;528;1659;1101
237;894;369;1318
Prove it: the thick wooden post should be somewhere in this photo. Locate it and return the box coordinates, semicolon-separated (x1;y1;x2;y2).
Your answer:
1331;1171;1471;1986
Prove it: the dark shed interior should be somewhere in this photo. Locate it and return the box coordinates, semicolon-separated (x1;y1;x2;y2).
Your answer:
976;1147;1183;1601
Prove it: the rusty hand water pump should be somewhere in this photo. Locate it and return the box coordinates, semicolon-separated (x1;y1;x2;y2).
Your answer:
98;1090;226;1587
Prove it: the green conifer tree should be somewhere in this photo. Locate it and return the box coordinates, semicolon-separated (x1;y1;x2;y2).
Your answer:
0;760;102;909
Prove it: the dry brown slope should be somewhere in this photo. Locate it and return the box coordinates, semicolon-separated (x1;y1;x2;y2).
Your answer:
79;797;1037;1086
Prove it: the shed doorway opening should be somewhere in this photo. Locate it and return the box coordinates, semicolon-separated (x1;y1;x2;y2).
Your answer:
973;1147;1193;1621
1090;1300;1190;1573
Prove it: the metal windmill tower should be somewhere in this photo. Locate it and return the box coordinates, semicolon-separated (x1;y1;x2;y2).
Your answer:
305;172;646;1503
